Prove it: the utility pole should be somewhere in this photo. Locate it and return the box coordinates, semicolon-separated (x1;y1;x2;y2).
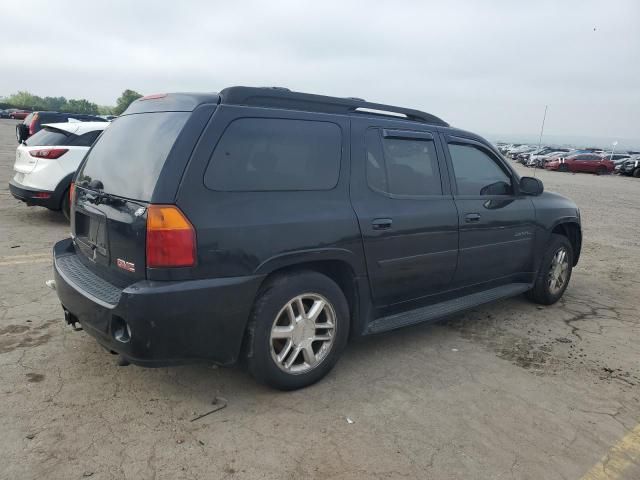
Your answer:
534;105;548;176
537;105;548;151
610;141;618;160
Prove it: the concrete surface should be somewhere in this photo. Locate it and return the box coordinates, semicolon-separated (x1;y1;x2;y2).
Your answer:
0;118;638;480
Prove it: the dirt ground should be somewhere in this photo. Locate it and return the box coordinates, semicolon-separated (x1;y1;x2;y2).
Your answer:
1;117;638;480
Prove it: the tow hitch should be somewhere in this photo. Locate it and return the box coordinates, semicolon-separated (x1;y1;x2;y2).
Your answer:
63;308;82;331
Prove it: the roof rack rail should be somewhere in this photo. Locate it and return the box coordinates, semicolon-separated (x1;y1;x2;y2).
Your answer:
218;86;449;127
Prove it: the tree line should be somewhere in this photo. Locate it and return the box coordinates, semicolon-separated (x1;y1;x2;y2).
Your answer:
0;89;143;116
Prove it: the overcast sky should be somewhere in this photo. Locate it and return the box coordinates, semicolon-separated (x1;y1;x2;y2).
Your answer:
2;1;638;143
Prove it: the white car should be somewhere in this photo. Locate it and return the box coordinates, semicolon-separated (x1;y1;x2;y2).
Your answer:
527;149;571;167
9;121;109;219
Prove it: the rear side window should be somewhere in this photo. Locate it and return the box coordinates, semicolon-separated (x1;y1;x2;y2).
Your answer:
365;129;442;196
25;127;76;146
76;112;189;201
205;118;341;191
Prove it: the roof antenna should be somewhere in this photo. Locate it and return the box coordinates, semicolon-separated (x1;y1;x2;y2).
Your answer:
534;105;548;178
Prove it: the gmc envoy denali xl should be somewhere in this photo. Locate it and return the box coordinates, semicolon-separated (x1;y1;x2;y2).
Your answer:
53;87;581;390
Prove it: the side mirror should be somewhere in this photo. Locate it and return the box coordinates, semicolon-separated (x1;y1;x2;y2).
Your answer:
519;176;544;196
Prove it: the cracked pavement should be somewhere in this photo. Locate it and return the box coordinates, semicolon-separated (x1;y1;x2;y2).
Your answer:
0;118;638;479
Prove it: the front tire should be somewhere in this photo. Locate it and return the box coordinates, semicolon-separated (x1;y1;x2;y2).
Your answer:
596;166;607;175
633;168;640;178
527;234;573;305
246;271;349;390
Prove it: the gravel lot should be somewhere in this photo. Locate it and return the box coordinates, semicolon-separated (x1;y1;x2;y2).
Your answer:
1;117;638;480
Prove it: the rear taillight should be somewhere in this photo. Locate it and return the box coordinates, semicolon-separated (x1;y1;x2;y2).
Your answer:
146;205;196;268
29;148;68;159
69;182;75;204
28;113;39;135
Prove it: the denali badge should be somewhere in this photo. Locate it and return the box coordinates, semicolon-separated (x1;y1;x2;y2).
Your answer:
117;258;136;273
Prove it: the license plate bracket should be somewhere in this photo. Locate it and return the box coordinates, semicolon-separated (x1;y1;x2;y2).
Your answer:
75;208;109;263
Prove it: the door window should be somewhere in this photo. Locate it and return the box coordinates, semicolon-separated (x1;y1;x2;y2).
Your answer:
365;129;442;196
448;143;512;196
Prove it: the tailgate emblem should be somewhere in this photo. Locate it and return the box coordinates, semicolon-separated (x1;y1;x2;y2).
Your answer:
117;258;136;273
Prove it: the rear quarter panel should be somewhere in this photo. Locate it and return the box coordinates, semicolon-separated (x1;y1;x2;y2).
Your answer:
174;105;365;280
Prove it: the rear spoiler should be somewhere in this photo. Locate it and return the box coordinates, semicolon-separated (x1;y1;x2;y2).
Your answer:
123;93;220;115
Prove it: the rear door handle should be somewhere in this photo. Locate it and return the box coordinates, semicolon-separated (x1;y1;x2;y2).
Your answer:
372;218;393;230
465;213;481;223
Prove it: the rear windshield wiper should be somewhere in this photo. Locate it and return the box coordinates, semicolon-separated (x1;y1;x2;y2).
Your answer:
77;180;122;205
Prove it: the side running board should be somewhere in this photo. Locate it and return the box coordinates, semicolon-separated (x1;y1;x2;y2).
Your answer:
366;283;531;334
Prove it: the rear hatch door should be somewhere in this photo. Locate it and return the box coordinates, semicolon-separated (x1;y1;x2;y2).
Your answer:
72;110;192;284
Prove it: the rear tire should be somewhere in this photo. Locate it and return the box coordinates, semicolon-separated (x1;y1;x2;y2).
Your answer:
527;234;573;305
633;168;640;178
596;166;607;175
246;271;349;390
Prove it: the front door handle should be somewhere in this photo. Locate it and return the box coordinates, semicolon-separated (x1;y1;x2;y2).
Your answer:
372;218;393;230
465;213;481;223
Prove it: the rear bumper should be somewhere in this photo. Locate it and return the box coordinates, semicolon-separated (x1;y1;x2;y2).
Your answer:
53;238;265;366
9;179;60;209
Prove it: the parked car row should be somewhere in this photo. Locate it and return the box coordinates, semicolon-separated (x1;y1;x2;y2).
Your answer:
15;111;106;143
497;142;640;177
0;109;31;119
615;156;640;177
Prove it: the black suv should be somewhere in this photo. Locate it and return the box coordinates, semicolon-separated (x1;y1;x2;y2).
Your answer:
52;87;582;390
17;111;104;143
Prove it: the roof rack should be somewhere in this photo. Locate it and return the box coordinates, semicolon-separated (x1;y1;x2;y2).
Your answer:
218;86;449;127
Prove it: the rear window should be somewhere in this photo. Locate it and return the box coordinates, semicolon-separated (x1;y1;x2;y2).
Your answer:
204;118;341;191
76;112;189;201
25;127;76;146
22;113;34;125
71;130;102;147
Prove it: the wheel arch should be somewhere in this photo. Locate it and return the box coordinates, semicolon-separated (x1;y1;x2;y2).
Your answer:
551;221;582;266
53;172;74;210
253;250;370;339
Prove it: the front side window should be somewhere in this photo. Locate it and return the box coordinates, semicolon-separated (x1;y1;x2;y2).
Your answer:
448;143;512;196
365;129;442;196
205;118;341;191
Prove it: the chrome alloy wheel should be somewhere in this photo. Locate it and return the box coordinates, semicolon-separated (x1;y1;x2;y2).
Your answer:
548;247;569;295
269;293;336;374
